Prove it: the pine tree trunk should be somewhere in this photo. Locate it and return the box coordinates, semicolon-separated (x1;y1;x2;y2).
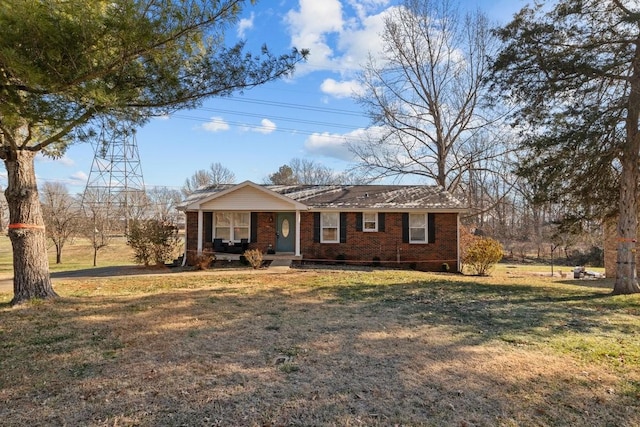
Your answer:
615;146;640;294
615;45;640;295
4;150;58;304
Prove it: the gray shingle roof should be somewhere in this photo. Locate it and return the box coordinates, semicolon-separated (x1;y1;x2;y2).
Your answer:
181;182;466;211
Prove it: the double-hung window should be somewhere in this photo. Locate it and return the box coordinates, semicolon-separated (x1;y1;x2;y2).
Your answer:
409;213;428;243
363;212;378;232
214;212;250;242
321;212;339;243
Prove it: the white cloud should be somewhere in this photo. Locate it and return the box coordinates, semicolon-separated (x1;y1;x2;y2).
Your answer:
241;118;277;134
283;0;395;97
35;153;75;167
201;117;230;132
69;171;88;184
304;126;386;161
69;171;89;181
347;0;391;21
320;78;364;98
304;130;356;161
237;12;254;38
255;118;277;134
337;8;392;70
285;0;344;73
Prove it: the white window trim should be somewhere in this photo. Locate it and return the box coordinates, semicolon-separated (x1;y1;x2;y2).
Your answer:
363;212;378;232
213;211;251;243
409;213;428;244
320;212;340;244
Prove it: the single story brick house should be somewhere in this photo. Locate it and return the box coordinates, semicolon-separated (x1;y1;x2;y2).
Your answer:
179;181;466;271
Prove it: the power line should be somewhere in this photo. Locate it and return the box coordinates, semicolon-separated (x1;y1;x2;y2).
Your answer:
174;108;363;131
213;96;367;117
170;113;372;141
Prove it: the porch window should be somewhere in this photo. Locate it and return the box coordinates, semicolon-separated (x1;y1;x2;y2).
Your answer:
233;212;250;241
363;212;378;232
214;212;231;241
321;212;339;243
214;212;250;242
409;213;427;243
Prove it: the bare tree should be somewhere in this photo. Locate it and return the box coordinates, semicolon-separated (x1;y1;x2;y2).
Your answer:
40;182;79;264
351;0;500;192
0;188;8;231
146;187;183;224
266;158;366;185
208;162;236;186
80;188;119;267
182;162;236;196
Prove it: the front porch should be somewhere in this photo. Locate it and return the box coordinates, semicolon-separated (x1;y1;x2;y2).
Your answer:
183;182;309;266
213;252;303;262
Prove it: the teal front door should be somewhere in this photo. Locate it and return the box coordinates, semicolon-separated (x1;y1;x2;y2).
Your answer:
276;213;295;253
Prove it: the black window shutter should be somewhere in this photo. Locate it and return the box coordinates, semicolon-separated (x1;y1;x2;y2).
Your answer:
340;212;347;243
378;213;385;232
428;213;436;243
402;213;409;243
356;213;363;231
204;212;213;243
250;212;258;243
313;212;320;243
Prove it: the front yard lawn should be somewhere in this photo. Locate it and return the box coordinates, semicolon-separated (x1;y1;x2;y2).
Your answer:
1;268;638;426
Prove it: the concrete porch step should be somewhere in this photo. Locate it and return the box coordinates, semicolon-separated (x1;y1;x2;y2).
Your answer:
269;258;292;268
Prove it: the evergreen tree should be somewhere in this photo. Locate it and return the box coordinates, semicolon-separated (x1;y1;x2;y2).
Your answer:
492;0;640;294
0;0;306;304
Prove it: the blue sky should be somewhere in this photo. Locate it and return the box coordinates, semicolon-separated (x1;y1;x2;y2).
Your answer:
23;0;526;195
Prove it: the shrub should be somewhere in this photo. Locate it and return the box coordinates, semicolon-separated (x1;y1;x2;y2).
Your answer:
194;252;215;270
462;237;503;276
243;249;263;269
127;220;181;266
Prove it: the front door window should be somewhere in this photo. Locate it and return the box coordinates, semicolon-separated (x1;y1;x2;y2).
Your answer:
281;218;290;238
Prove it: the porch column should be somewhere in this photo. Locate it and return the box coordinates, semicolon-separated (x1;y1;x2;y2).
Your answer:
295;210;301;256
197;210;203;255
456;212;461;273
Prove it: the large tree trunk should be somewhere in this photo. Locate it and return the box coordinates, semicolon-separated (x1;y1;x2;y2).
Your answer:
4;150;57;304
614;150;640;294
615;46;640;295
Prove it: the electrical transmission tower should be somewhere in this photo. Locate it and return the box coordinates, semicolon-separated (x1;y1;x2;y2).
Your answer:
82;121;147;234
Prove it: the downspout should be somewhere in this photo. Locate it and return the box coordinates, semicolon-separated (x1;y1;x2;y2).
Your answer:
176;207;188;267
181;212;188;267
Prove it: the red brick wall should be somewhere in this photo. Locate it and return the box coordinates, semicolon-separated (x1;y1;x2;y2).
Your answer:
300;212;458;271
185;210;459;271
185;211;199;265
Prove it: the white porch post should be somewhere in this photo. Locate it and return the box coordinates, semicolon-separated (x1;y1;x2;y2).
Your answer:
197;210;203;255
295;210;301;256
456;212;461;273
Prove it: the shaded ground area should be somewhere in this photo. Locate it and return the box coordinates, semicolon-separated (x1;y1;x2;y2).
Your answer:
0;270;638;426
0;264;293;293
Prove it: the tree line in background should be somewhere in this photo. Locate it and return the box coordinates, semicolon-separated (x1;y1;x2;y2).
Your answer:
0;182;184;267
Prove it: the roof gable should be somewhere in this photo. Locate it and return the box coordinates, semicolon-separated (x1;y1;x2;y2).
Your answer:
179;181;308;211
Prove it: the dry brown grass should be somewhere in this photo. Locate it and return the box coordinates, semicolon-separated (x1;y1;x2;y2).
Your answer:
0;268;639;426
